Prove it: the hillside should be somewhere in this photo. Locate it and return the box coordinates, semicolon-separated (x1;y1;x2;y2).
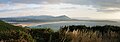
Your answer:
0;20;35;42
0;20;25;31
0;20;54;42
0;20;120;42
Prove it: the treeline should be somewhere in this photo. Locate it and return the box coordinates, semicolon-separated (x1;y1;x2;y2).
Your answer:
1;20;120;42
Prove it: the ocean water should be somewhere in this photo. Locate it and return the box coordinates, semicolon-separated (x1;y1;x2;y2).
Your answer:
29;21;120;31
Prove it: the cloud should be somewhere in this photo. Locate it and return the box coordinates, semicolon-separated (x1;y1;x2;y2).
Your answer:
1;2;120;19
0;3;42;12
1;0;120;13
61;0;120;12
0;3;98;18
0;0;10;3
0;0;45;4
97;8;120;13
0;4;7;8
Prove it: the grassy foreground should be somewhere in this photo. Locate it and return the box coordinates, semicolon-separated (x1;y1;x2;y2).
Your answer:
0;20;120;42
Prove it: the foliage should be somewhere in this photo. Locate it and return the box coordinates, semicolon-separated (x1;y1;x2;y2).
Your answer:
0;20;35;42
1;20;120;42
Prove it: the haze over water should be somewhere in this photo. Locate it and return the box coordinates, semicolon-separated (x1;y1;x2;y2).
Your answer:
26;21;120;30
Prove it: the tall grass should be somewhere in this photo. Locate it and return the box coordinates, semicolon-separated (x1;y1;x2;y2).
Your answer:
59;25;120;42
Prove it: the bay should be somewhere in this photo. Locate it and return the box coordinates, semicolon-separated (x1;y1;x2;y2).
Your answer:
29;21;120;31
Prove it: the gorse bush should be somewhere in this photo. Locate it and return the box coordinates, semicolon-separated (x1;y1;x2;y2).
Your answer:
0;20;35;42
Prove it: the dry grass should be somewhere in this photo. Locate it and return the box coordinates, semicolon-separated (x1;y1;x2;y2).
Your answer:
60;29;120;42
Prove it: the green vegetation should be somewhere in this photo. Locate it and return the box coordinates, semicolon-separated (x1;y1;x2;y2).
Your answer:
0;20;35;42
0;20;20;31
0;20;56;42
0;20;120;42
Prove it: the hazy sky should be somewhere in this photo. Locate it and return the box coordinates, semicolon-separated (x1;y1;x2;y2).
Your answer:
0;0;120;19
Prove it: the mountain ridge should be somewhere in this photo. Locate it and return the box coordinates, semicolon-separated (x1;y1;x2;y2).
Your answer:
0;15;116;23
0;15;77;22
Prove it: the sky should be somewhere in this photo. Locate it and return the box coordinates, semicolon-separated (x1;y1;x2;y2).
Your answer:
0;0;120;19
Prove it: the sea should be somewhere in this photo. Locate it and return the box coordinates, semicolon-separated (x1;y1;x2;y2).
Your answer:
25;21;120;31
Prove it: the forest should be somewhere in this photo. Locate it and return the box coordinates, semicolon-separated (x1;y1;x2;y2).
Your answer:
0;20;120;42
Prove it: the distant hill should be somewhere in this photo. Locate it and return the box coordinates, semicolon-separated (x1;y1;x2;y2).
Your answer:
0;15;77;22
0;15;116;23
